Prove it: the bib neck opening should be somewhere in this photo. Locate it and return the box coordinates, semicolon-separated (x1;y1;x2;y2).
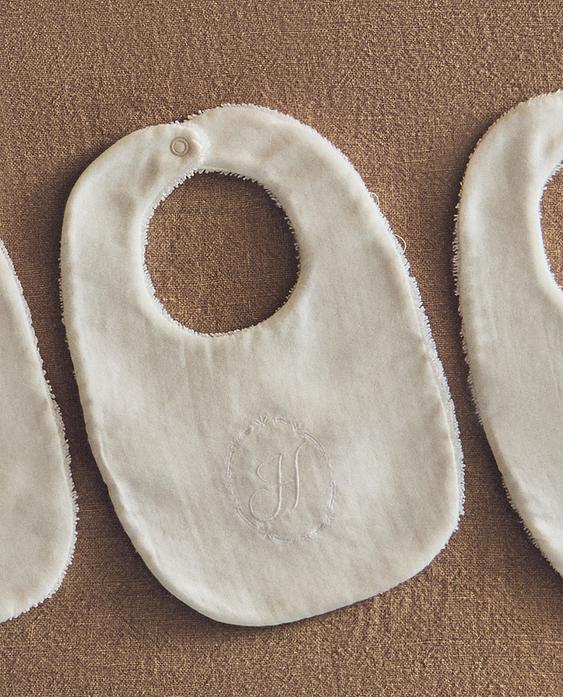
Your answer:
144;171;300;336
540;163;563;294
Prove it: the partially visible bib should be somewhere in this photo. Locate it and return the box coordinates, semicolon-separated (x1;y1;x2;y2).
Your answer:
0;242;76;622
62;105;463;625
455;91;563;574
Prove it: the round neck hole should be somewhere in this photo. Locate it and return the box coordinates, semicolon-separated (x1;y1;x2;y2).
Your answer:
541;166;562;291
145;173;299;334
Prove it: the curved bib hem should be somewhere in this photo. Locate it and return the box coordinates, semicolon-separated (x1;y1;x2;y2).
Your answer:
454;91;563;576
62;104;464;625
0;241;77;624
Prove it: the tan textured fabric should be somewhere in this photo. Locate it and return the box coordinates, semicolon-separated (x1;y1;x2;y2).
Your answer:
0;0;561;694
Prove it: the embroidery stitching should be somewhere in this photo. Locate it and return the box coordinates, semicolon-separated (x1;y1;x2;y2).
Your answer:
225;415;336;543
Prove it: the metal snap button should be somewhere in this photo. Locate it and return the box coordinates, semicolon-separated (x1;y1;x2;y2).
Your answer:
170;137;190;156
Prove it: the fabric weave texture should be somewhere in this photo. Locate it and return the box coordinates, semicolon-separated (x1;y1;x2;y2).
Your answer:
0;1;561;695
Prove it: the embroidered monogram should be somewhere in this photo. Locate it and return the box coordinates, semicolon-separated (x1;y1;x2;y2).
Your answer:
226;416;336;543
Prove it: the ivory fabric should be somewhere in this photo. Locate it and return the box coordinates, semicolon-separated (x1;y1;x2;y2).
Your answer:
2;1;561;693
61;105;463;626
0;243;76;623
455;92;563;575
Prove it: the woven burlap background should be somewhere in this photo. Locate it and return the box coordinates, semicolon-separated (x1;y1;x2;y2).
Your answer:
0;1;561;695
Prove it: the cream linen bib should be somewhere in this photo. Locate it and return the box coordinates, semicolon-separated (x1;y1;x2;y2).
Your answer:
455;91;563;575
0;243;76;622
62;105;463;625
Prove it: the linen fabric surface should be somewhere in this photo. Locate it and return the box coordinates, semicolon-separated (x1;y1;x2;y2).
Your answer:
455;91;563;575
61;105;463;625
0;0;561;694
0;243;76;623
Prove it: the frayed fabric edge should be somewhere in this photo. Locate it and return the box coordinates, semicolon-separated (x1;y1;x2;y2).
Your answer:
0;240;78;623
391;230;465;522
451;90;563;573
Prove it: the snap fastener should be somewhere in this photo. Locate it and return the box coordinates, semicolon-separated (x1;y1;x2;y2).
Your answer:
170;137;190;156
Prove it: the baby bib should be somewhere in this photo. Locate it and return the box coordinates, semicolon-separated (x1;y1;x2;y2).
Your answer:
0;242;76;622
62;105;463;625
455;91;563;575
